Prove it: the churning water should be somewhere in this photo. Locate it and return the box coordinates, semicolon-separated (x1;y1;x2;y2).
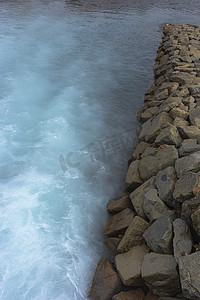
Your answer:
1;1;200;299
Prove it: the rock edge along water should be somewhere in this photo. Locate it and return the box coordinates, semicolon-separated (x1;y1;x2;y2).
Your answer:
89;24;200;300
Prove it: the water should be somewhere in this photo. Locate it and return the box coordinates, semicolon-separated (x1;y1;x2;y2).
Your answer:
1;1;200;299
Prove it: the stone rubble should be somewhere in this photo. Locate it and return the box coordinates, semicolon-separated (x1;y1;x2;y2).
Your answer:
90;24;200;300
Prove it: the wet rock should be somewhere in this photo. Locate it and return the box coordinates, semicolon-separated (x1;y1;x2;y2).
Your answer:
155;166;176;207
179;252;200;299
178;125;200;141
189;106;200;127
104;208;135;237
181;195;200;224
125;160;143;192
175;151;200;177
141;253;181;297
170;72;200;85
155;124;182;147
173;117;189;127
173;172;199;202
138;145;179;181
170;107;189;120
107;195;132;214
117;216;149;253
112;289;145;300
143;210;176;254
191;206;200;236
178;139;200;157
115;245;149;286
143;189;169;223
132;142;150;160
173;218;193;262
130;176;156;218
104;238;121;255
89;258;122;300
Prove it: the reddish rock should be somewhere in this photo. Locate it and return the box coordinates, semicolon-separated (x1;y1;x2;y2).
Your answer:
89;258;122;300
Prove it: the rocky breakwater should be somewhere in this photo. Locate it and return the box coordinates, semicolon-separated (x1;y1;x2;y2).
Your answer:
89;24;200;300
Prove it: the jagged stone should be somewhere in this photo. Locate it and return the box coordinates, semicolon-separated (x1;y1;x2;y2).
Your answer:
173;117;189;127
112;289;145;300
143;189;168;223
117;216;149;253
154;89;169;101
155;124;182;147
173;218;193;262
125;160;143;192
155;166;176;207
173;172;200;202
89;258;122;300
104;208;135;237
132;142;150;160
139;119;152;142
178;139;200;157
178;125;200;141
170;72;200;85
107;195;132;214
141;253;181;297
138;145;179;181
130;176;156;218
179;252;200;299
141;146;156;158
140;107;159;122
191;206;200;236
143;210;176;254
175;151;200;177
145;293;159;300
104;238;121;255
115;245;149;286
189;106;200;127
170;107;189;120
158;97;182;113
181;195;200;224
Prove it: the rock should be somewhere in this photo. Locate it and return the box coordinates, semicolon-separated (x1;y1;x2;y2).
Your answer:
143;189;169;223
191;206;200;235
179;139;200;157
154;89;169;101
173;172;200;202
112;289;145;300
170;72;200;85
181;194;200;224
175;151;200;177
115;245;149;286
145;293;159;300
141;253;181;297
170;107;189;120
89;258;122;300
140;107;159;122
107;195;132;214
173;117;189;127
189;106;200;127
155;124;182;147
155;166;176;207
179;252;200;299
144;112;173;143
125;160;143;192
141;146;156;158
178;125;200;141
132;142;150;160
138;145;179;181
159;298;183;300
117;216;149;253
139;119;152;142
130;176;156;218
173;218;193;262
104;208;135;237
183;95;195;106
104;238;121;255
143;210;176;254
158;97;181;113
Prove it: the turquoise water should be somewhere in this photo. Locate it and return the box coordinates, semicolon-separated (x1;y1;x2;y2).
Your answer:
1;1;200;299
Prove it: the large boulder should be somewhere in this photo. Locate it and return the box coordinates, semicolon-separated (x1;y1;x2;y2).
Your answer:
173;218;193;262
179;139;200;157
157;97;181;113
141;253;181;296
112;289;145;300
104;208;135;237
115;245;149;286
89;258;122;300
181;194;200;224
117;216;149;253
104;238;121;255
191;206;200;236
189;106;200;127
130;176;156;218
155;166;176;207
170;72;200;85
143;210;176;254
173;172;199;202
138;145;179;181
132;141;150;160
178;125;200;141
175;151;200;177
155;124;182;147
125;160;143;192
143;189;169;223
106;195;132;214
179;252;200;299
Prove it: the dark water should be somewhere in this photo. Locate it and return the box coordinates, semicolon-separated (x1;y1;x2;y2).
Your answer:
0;1;200;299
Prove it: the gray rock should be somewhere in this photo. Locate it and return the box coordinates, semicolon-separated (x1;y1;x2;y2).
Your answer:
106;195;132;214
158;97;182;113
173;117;189;127
183;95;195;106
170;72;200;85
125;160;143;192
175;151;200;177
155;166;176;207
155;124;182;147
170;107;189;120
173;218;193;263
173;172;199;202
143;189;169;223
189;106;200;127
130;176;156;218
141;146;156;158
141;253;181;297
139;145;179;181
181;195;200;224
179;139;200;157
143;211;176;254
154;89;169;101
104;238;121;255
132;142;149;160
178;125;200;141
104;208;135;237
191;206;200;236
140;107;159;122
117;216;149;253
139;119;152;142
179;252;200;299
115;245;150;286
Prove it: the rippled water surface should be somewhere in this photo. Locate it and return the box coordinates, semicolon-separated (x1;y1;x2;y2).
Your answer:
1;1;200;299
